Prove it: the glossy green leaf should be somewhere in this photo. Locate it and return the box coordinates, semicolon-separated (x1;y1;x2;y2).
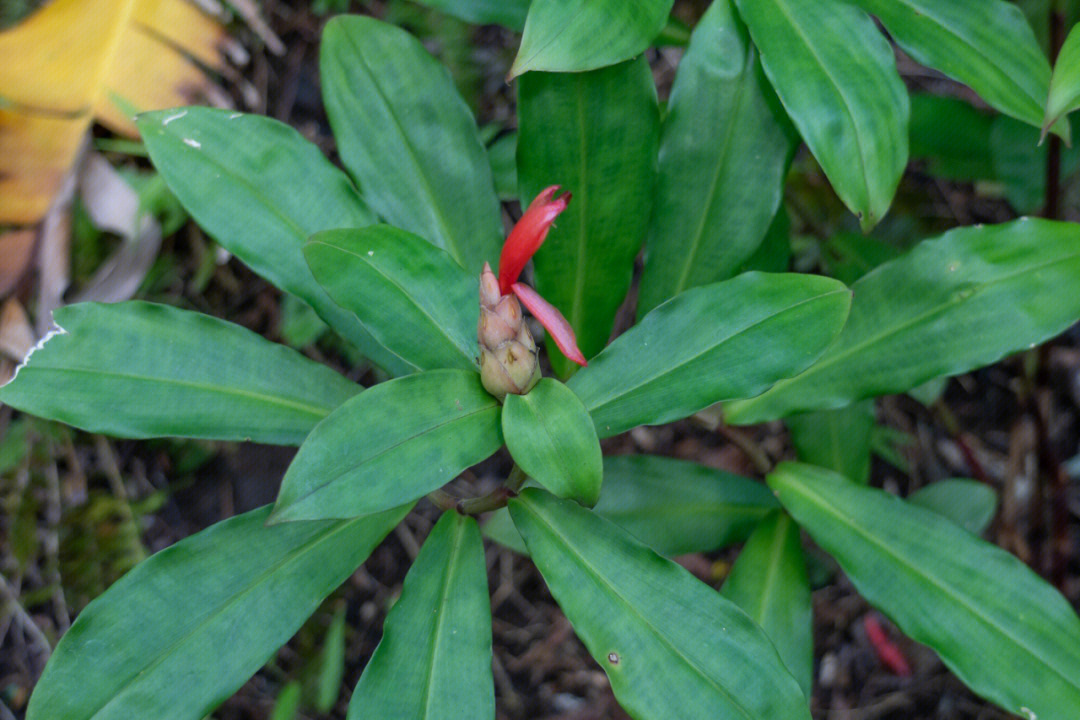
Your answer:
769;462;1080;720
850;0;1056;137
305;226;478;373
596;455;779;556
637;0;795;316
485;455;779;557
348;512;493;720
735;0;908;230
26;503;410;720
510;0;675;77
1046;25;1080;132
0;302;359;445
412;0;530;30
721;512;813;698
314;605;347;713
136;108;409;376
508;488;811;720
739;208;791;274
503;378;601;507
786;400;874;484
568;272;851;438
321;16;503;273
517;57;660;376
909;479;997;536
909;93;995;182
727;219;1080;423
272;370;501;522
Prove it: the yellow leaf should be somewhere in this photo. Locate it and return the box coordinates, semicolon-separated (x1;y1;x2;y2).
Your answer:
0;0;229;225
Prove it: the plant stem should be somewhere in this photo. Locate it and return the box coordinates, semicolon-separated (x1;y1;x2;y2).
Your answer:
426;465;529;516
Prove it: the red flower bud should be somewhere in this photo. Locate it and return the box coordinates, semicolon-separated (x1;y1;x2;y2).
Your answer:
497;185;571;295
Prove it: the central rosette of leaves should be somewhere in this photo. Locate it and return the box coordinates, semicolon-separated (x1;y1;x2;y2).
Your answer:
478;185;586;400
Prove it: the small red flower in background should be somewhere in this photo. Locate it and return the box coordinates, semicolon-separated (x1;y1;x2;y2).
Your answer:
495;185;587;367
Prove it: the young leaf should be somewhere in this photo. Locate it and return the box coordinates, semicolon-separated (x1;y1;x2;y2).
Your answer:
567;272;851;438
517;57;660;377
348;512;493;720
721;512;813;698
305;226;479;373
321;15;503;272
272;370;502;522
136;108;411;376
769;463;1080;720
735;0;909;230
786;400;875;484
637;0;796;316
314;605;347;713
412;0;530;30
849;0;1058;138
1046;24;1080;133
502;378;602;507
908;479;997;536
726;219;1080;423
510;0;675;77
508;488;811;720
0;302;359;445
485;455;779;557
26;503;411;720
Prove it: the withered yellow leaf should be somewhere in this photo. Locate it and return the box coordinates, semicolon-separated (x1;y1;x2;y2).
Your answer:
0;0;228;225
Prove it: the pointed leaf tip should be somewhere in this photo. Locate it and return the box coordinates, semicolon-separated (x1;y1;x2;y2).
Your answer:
512;282;587;366
498;186;571;294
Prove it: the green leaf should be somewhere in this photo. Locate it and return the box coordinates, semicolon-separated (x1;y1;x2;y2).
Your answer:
411;0;530;30
314;605;347;713
502;378;602;507
567;272;851;438
821;232;903;286
272;370;501;522
26;503;410;720
735;0;909;230
1046;24;1080;132
510;0;675;77
321;15;503;273
726;219;1080;423
909;479;997;536
596;455;779;556
517;57;660;376
637;0;795;316
786;400;874;484
739;207;792;274
485;455;779;557
348;512;493;720
487;132;518;200
769;463;1080;720
305;226;478;373
508;488;811;720
909;93;996;182
850;0;1056;138
0;302;359;445
135;108;409;376
271;682;302;720
721;512;813;698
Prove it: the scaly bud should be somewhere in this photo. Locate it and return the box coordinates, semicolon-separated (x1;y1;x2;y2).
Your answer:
478;263;541;400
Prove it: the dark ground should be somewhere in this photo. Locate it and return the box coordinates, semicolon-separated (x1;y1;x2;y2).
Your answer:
2;2;1079;719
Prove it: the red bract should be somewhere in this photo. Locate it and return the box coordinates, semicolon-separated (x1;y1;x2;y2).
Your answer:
494;185;586;367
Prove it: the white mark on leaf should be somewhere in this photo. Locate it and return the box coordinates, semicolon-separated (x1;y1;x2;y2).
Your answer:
4;323;69;387
182;138;201;149
162;110;187;126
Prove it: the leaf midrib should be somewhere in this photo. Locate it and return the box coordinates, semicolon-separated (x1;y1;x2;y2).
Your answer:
518;497;757;720
582;287;847;414
419;517;467;720
88;516;364;719
787;478;1080;693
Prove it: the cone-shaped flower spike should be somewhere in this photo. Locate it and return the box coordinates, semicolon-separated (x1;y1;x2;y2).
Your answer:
478;186;586;400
